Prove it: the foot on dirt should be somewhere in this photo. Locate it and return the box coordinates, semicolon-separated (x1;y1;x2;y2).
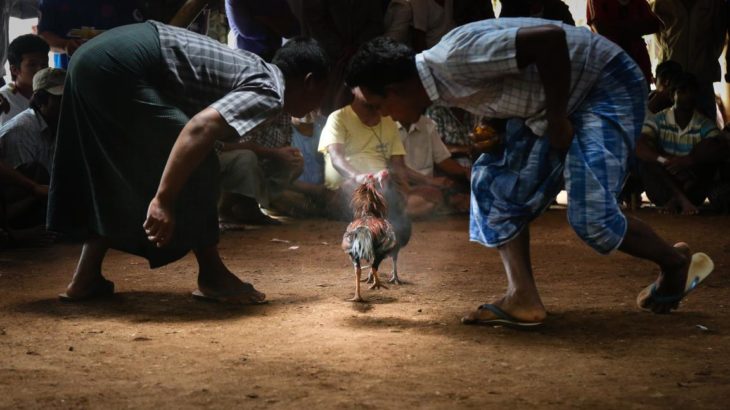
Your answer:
637;242;691;314
222;201;281;226
660;197;699;215
197;269;266;305
59;277;114;302
461;296;546;326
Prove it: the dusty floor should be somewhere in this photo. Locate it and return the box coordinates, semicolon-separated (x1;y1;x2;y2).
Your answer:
1;209;729;409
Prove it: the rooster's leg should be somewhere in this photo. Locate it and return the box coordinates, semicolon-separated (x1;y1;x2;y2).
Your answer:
362;269;374;283
368;264;389;290
388;251;402;285
349;261;364;302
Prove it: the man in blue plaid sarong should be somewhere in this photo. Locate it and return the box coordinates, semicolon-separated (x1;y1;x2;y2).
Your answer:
345;18;713;327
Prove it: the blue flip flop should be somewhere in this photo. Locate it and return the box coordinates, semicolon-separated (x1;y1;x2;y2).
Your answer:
638;252;714;312
461;303;543;328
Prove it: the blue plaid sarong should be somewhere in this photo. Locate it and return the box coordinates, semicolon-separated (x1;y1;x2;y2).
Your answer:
469;52;647;254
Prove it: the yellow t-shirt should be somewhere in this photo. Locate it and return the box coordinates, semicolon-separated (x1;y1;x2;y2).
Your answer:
318;105;406;190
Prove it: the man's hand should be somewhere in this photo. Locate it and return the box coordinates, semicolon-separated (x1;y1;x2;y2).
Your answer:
143;196;176;248
273;146;304;168
665;155;694;175
429;176;454;188
547;116;574;152
0;94;9;114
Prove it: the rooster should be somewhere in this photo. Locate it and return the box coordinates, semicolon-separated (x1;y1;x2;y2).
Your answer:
341;171;411;302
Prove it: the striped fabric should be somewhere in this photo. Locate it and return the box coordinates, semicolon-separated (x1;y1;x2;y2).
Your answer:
416;17;623;137
469;52;647;254
642;109;720;157
151;21;285;138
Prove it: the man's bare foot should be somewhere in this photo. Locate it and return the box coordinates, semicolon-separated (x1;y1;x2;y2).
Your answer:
461;295;547;324
197;268;266;304
637;243;691;314
659;197;699;215
60;276;114;301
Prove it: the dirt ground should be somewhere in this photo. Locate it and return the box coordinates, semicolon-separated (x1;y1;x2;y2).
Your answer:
1;209;729;409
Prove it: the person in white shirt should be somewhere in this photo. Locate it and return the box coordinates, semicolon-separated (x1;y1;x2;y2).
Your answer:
397;114;470;215
0;67;63;231
0;34;49;125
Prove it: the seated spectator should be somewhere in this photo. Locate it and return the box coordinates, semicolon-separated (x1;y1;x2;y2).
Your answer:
397;115;471;214
499;0;575;25
37;0;139;69
0;160;55;248
215;112;304;227
1;0;39;87
318;90;412;219
269;113;329;217
636;73;729;215
0;67;64;231
426;105;479;167
0;34;49;125
647;60;683;114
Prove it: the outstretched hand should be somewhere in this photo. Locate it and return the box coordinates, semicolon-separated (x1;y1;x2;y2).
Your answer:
143;197;176;248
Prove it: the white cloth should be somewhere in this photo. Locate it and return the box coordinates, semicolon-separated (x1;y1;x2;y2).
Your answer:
416;17;623;136
397;116;451;176
410;0;454;48
0;107;53;172
0;83;29;125
1;0;38;78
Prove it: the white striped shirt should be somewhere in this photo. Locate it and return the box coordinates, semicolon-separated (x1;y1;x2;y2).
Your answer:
416;17;624;136
151;21;286;139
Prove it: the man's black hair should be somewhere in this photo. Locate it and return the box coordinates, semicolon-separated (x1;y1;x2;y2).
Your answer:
655;60;682;83
7;34;49;68
674;72;699;93
272;37;330;80
345;37;417;96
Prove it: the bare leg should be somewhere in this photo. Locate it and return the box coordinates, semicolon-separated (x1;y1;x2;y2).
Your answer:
388;251;402;284
368;261;389;290
62;235;112;299
194;245;266;303
363;269;374;283
462;227;547;323
619;217;689;313
349;261;364;302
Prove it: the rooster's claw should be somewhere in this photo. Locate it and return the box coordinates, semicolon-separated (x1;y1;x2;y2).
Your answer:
369;282;388;290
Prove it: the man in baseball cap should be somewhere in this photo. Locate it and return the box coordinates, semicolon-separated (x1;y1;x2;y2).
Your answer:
32;67;66;96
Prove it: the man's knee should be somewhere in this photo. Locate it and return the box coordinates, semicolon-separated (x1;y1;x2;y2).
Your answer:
567;207;626;254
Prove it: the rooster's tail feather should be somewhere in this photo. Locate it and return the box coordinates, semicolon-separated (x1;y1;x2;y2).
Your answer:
349;226;374;262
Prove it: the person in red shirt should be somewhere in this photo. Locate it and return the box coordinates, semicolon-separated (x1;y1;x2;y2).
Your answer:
587;0;663;87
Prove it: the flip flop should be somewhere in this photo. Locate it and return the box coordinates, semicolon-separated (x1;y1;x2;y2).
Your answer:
59;279;115;302
461;303;543;328
637;252;714;311
191;289;268;305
